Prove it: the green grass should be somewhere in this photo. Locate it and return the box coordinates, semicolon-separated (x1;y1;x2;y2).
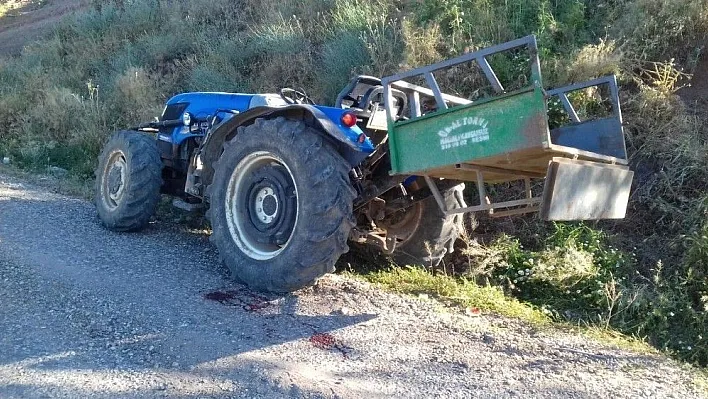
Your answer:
356;265;550;324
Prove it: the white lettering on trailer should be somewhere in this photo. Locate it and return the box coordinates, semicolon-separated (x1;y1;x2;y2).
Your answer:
437;117;490;150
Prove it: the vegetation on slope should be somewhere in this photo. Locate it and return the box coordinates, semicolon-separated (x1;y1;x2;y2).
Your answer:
0;0;705;364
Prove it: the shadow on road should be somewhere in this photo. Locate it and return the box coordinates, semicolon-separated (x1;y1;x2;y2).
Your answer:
0;182;378;397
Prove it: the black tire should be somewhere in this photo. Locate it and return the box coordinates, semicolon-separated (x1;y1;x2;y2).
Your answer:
94;130;162;232
385;184;466;267
206;117;356;292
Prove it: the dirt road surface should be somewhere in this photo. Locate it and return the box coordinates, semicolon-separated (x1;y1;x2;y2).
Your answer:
0;0;85;56
0;173;705;398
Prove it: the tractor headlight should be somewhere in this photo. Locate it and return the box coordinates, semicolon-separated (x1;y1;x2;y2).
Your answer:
182;112;192;126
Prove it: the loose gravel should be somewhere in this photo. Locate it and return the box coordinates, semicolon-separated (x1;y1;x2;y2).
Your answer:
0;174;705;399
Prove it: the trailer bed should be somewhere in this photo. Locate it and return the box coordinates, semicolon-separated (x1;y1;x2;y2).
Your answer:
381;36;632;220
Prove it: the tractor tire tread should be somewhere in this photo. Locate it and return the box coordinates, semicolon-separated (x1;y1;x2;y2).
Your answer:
94;130;162;232
206;117;355;292
391;184;466;268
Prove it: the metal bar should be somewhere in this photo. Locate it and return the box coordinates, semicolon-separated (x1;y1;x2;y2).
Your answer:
547;144;629;165
529;35;543;88
423;72;448;110
608;75;623;124
456;163;546;178
482;169;496;216
489;205;540;218
477;56;505;93
607;75;628;159
383;83;401;173
383;83;394;123
389;80;471;105
546;76;615;96
423;176;449;214
547;156;630;170
559;93;581;123
133;119;183;130
427;173;542;217
475;170;487;207
384;35;537;83
443;197;542;215
409;91;421;118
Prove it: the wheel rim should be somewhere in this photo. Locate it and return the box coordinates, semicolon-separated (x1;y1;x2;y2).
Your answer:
102;150;128;210
378;201;424;246
225;151;299;261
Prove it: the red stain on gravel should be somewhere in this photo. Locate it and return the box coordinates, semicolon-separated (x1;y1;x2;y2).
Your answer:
310;333;337;349
204;289;274;312
204;290;238;303
309;333;352;358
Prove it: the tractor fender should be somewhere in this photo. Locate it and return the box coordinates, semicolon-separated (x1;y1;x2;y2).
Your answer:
199;104;367;191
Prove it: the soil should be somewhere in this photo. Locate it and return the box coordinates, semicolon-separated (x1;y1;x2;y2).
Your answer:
0;0;86;56
678;44;708;110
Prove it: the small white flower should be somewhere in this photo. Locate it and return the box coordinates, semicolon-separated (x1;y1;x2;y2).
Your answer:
669;312;675;317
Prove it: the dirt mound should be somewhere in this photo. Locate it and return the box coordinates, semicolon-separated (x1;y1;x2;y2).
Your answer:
0;0;86;56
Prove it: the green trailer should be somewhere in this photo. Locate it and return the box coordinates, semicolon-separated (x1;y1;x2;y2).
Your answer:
382;35;633;221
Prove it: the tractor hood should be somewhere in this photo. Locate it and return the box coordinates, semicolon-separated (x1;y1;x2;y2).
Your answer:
165;92;287;120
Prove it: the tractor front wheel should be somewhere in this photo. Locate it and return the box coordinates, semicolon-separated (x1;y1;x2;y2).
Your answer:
206;117;356;292
95;130;162;232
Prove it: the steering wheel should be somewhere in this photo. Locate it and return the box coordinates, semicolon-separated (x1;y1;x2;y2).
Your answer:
279;88;314;105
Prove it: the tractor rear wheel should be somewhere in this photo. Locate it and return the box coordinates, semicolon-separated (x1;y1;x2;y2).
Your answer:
95;130;162;232
206;117;356;292
380;184;466;267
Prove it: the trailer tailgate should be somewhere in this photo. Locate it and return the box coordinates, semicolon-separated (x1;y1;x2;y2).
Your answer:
540;157;633;220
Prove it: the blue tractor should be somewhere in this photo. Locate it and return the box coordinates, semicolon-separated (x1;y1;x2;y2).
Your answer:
95;36;633;292
95;79;467;292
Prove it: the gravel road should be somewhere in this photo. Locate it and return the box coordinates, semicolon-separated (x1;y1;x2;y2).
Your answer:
0;173;705;399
